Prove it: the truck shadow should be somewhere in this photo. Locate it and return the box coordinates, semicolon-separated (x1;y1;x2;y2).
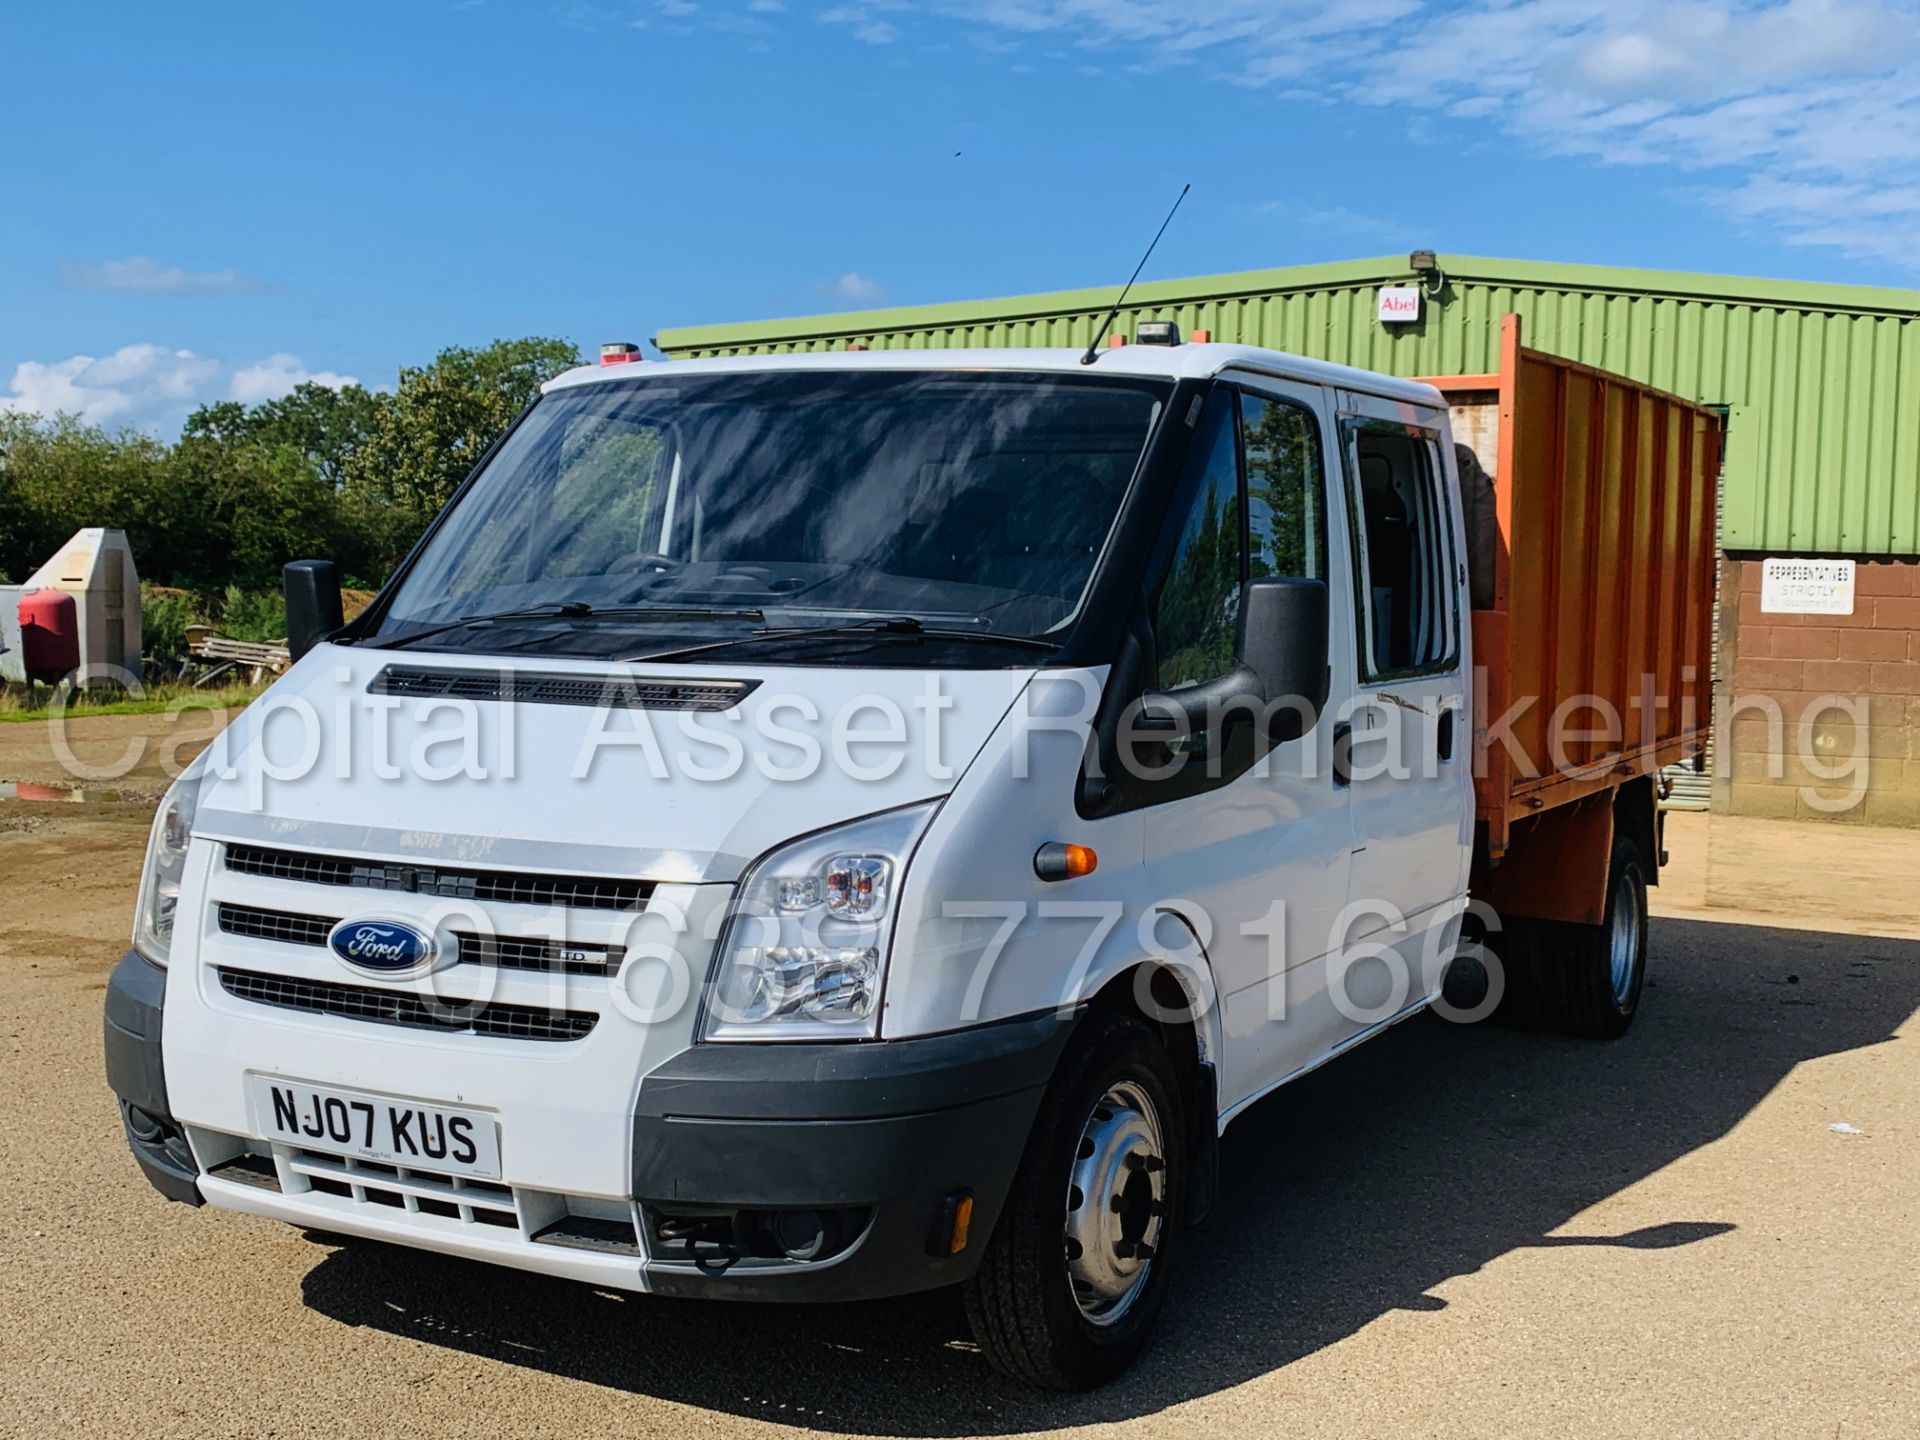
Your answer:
298;916;1919;1433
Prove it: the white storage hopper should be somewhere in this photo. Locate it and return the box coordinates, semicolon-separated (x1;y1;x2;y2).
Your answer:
23;528;143;686
0;585;22;683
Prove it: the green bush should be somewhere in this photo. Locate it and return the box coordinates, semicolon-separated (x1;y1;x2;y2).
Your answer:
217;587;287;643
141;590;209;669
138;586;287;672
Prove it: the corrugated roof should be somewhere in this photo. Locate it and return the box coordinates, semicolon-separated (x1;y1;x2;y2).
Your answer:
658;253;1920;354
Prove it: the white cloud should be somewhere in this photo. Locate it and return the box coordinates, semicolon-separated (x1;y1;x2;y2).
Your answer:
1;345;219;428
820;4;902;43
839;0;1920;269
815;271;886;301
1296;205;1403;242
228;355;360;406
58;255;268;296
1;346;357;434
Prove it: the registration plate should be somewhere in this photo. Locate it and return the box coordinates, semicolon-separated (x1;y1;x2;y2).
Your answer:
249;1077;502;1180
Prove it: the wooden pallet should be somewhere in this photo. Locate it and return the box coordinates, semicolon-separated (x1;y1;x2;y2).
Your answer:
183;626;291;687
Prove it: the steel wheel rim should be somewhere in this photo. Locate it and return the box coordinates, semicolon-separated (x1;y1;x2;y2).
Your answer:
1608;869;1640;1006
1063;1078;1166;1327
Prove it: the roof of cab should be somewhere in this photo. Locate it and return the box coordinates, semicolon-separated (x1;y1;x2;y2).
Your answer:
540;344;1446;408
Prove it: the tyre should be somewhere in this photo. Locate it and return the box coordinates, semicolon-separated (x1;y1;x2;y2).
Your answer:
1548;835;1648;1039
963;1011;1185;1390
1483;912;1552;1029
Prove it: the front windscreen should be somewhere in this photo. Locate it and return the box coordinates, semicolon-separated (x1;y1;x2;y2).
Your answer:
374;368;1170;657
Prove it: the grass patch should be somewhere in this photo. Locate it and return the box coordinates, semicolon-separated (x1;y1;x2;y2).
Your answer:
0;681;264;723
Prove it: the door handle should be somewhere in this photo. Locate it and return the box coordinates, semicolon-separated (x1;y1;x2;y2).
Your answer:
1332;722;1354;788
1437;708;1456;764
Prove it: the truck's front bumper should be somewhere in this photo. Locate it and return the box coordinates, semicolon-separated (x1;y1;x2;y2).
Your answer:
631;1010;1075;1301
103;951;202;1206
106;950;1075;1301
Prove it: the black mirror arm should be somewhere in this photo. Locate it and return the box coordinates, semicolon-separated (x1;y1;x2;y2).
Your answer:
1137;666;1264;733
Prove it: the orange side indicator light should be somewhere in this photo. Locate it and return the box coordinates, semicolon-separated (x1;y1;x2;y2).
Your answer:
1034;842;1098;882
948;1194;975;1255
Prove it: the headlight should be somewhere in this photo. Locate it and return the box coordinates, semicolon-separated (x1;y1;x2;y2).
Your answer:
132;776;200;968
701;801;939;1042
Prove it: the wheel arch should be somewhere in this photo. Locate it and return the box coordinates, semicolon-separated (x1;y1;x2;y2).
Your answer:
1072;946;1224;1225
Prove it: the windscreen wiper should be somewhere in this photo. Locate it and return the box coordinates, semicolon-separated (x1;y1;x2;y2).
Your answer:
368;602;765;652
623;615;1062;665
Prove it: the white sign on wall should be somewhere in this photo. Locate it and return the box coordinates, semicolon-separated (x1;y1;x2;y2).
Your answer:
1377;286;1422;324
1761;557;1856;615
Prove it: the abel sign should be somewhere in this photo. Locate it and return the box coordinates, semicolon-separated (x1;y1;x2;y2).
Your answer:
1377;286;1422;324
1761;557;1856;615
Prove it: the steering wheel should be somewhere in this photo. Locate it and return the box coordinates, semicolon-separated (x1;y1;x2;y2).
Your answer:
609;550;687;574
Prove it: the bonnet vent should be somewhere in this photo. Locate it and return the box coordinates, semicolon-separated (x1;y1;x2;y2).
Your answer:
369;665;757;712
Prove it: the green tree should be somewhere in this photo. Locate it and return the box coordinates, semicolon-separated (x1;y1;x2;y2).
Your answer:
162;433;344;588
344;337;581;526
0;414;176;580
0;413;45;580
0;336;581;596
184;381;386;488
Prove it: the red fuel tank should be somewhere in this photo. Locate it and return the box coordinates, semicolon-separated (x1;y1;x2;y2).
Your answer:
17;588;80;684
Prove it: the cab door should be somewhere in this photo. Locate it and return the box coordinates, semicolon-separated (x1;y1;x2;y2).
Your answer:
1331;393;1474;1004
1121;376;1361;1113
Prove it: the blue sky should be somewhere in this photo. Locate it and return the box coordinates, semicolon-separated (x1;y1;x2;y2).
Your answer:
5;0;1918;434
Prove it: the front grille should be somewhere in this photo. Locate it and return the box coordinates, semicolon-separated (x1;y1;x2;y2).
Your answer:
206;1150;281;1191
217;903;331;947
216;903;623;976
454;933;623;977
216;967;598;1042
286;1149;521;1226
225;843;651;913
369;664;756;713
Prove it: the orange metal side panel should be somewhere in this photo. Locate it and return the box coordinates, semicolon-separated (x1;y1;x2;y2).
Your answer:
1471;790;1616;926
1424;314;1721;847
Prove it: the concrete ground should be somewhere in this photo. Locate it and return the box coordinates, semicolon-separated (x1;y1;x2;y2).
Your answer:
1;714;1915;1438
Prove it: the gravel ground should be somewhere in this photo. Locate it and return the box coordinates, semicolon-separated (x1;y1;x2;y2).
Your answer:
0;721;1915;1439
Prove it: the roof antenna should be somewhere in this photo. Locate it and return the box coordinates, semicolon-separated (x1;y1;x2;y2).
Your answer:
1081;182;1190;365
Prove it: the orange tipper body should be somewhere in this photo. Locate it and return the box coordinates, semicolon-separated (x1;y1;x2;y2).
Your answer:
1424;315;1721;861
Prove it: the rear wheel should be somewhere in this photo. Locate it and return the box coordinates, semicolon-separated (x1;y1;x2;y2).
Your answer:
1487;912;1552;1028
1548;835;1649;1039
963;1012;1184;1390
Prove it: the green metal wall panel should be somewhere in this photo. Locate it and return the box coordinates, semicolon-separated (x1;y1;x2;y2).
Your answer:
658;254;1920;556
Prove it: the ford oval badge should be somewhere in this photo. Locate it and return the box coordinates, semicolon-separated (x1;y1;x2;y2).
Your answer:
328;918;438;975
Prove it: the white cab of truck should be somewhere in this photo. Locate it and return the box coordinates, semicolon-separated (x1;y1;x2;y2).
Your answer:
105;332;1646;1390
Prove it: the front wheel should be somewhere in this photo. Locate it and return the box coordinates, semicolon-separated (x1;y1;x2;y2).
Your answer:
963;1012;1185;1390
1549;834;1649;1039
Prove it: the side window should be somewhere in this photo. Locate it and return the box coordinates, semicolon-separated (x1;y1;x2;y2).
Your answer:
1347;426;1458;678
1146;390;1244;691
1241;392;1328;583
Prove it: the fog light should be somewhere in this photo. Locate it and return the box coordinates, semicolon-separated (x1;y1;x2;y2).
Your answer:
771;1209;827;1261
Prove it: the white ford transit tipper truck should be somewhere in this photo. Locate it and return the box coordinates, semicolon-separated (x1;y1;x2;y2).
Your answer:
106;322;1719;1389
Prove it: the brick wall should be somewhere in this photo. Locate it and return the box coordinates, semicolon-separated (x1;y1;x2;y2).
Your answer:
1722;557;1920;826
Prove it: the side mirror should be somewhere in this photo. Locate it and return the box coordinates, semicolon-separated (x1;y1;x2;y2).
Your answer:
284;560;345;661
1136;577;1330;746
1239;577;1329;743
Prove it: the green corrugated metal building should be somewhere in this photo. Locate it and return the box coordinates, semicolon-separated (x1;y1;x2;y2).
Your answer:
662;253;1920;828
659;252;1920;557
